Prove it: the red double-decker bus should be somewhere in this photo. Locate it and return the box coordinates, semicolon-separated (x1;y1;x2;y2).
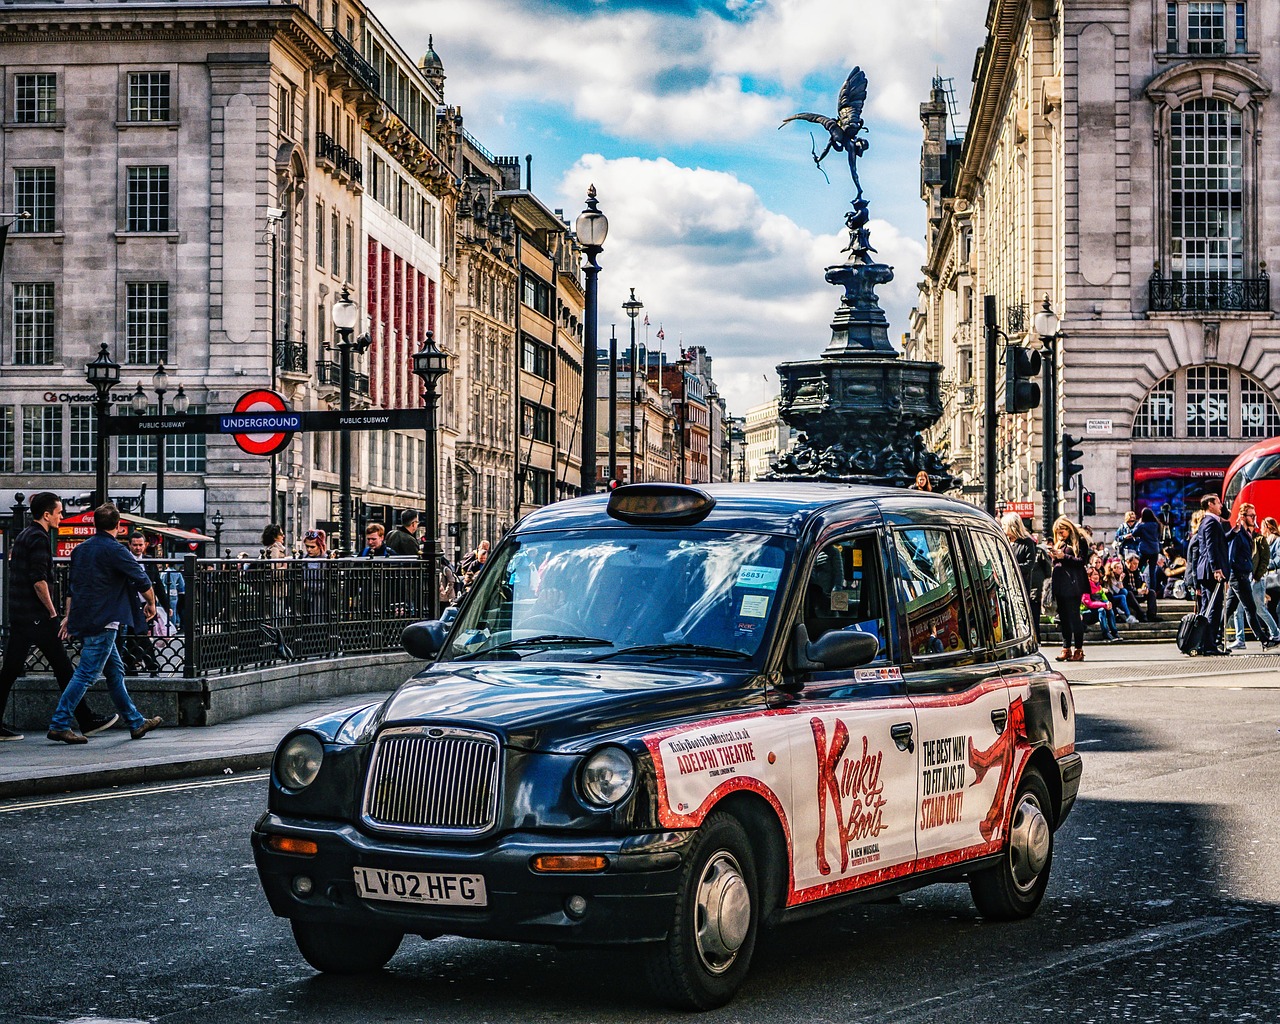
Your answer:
1222;436;1280;526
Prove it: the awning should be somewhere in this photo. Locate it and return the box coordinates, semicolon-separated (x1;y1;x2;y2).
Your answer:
119;512;215;543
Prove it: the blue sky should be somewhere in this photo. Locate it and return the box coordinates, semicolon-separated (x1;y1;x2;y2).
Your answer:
377;0;988;416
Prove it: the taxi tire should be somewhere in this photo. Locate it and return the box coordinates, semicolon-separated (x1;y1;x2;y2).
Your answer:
644;812;759;1010
291;919;403;974
969;767;1054;921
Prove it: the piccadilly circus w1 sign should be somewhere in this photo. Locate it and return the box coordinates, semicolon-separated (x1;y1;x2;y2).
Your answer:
222;389;298;456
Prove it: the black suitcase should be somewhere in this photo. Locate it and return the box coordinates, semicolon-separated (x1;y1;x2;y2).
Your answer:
1176;584;1220;655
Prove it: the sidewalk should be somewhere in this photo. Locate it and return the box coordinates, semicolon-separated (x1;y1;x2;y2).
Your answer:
0;688;393;800
2;641;1276;801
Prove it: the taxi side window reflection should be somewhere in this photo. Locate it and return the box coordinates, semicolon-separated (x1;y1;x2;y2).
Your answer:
804;536;887;660
970;531;1032;644
890;528;972;658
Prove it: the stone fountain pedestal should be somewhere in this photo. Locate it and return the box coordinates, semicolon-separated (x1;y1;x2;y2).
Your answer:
768;228;955;489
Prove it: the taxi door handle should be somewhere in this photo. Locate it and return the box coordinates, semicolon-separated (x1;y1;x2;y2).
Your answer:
991;708;1008;734
890;723;915;754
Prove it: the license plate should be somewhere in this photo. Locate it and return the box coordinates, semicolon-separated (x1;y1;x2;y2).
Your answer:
352;867;488;907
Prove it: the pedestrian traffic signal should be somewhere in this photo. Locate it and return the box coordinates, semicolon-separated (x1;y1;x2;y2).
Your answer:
1004;344;1042;413
1083;490;1096;516
1062;433;1084;489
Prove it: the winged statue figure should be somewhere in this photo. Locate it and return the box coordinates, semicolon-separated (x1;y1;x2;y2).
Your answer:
780;67;870;201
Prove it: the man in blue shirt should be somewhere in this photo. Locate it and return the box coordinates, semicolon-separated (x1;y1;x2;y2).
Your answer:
46;503;163;744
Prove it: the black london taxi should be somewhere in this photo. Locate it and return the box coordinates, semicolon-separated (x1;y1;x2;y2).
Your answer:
252;483;1081;1010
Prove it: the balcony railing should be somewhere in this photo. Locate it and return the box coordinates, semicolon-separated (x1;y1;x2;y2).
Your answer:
329;30;381;94
334;143;350;176
316;130;336;164
316;358;370;397
274;340;308;373
1006;302;1028;333
1148;273;1271;313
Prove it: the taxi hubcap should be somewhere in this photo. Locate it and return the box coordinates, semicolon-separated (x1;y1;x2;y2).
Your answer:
694;851;751;974
1009;792;1051;890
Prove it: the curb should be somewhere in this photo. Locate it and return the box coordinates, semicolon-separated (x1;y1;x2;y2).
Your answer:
0;749;274;800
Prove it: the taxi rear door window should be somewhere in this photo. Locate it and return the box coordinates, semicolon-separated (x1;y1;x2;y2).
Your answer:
802;533;890;661
890;527;976;659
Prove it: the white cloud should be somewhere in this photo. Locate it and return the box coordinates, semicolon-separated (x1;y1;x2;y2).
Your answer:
558;155;924;417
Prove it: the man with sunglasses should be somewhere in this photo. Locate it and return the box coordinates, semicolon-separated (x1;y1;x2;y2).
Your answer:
1225;503;1279;651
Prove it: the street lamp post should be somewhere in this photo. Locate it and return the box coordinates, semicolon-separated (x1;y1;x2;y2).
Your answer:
622;288;644;483
1033;296;1062;539
331;286;361;556
131;365;185;519
86;343;121;507
413;331;450;621
674;355;690;484
211;509;224;557
608;324;618;487
575;186;608;495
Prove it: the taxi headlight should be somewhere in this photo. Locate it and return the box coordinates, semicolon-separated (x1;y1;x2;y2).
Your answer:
580;746;635;807
276;733;324;791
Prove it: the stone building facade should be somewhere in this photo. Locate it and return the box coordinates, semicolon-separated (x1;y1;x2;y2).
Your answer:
912;0;1280;542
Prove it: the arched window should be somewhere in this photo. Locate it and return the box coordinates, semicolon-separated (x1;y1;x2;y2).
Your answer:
1133;367;1279;438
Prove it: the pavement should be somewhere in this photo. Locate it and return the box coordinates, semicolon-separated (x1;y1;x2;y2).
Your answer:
1;640;1276;801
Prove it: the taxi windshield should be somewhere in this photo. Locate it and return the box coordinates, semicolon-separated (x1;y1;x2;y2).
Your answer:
440;529;793;664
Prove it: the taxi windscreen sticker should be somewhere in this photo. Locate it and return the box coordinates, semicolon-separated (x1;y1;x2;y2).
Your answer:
736;565;781;591
739;594;769;618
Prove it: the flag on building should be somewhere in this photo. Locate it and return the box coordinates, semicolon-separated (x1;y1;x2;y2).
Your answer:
656;326;665;340
643;314;650;326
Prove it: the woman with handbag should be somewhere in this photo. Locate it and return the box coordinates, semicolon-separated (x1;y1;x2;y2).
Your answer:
1261;516;1280;619
1049;516;1090;661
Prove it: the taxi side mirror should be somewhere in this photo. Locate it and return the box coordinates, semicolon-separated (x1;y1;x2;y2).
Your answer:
402;620;447;660
788;622;880;674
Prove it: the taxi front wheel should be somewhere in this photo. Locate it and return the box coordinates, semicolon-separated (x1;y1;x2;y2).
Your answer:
969;767;1054;921
645;812;759;1010
291;919;403;974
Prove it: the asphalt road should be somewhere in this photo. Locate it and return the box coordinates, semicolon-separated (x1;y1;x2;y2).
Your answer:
1;680;1277;1024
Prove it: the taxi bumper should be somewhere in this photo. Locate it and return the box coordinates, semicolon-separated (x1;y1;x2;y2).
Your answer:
251;813;694;946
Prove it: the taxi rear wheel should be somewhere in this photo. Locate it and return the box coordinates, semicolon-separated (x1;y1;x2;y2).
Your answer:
969;767;1054;921
291;919;403;974
645;812;759;1010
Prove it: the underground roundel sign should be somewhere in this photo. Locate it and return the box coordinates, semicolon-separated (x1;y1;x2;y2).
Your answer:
226;389;297;457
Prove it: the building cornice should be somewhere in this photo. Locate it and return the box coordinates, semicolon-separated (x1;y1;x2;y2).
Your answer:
959;0;1031;190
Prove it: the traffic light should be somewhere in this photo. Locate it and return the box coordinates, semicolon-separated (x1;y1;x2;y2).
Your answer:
1005;344;1042;413
1083;490;1096;516
1062;433;1084;490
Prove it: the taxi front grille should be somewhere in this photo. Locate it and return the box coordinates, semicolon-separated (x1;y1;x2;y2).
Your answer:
362;727;501;835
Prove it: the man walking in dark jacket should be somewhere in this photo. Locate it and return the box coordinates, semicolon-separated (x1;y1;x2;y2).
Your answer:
384;510;421;558
1194;493;1232;655
46;504;163;744
0;493;117;741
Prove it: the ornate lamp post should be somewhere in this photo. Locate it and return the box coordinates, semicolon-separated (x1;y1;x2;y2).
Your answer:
575;186;608;495
331;286;360;556
608;324;618;487
211;509;224;557
1033;296;1062;538
412;331;450;620
86;343;121;506
622;288;644;483
131;364;185;518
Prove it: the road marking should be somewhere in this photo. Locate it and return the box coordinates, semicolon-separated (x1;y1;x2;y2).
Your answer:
869;915;1248;1024
0;771;269;814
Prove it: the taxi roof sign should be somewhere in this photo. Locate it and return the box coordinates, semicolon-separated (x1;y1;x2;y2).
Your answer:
606;483;716;526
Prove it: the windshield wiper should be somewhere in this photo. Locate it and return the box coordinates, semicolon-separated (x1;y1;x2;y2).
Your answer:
455;634;614;660
588;643;753;663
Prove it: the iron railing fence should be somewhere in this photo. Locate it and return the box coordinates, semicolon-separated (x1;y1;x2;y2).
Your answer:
1148;273;1270;313
1;556;431;679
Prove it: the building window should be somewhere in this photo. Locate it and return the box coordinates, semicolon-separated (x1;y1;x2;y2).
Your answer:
520;401;552;443
117;402;153;472
1186;365;1229;437
126;166;170;231
22;405;62;472
525;468;553;506
13;167;54;232
1134;376;1176;438
14;73;56;123
0;406;13;472
277;83;293;137
13;282;54;365
167;405;206;472
1170;99;1242;281
315;201;325;268
521;336;553;381
345;221;354;284
69;405;95;473
520;272;552;318
330;209;340;277
127;72;171;122
1167;2;1179;50
126;282;169;364
1187;2;1227;53
1240;375;1280;437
